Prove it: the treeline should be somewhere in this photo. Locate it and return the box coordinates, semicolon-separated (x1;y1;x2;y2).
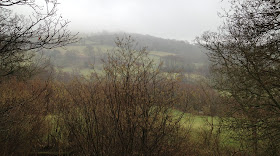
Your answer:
160;55;209;76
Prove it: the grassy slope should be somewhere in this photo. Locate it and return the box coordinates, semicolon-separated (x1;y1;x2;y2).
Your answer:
54;45;176;76
171;109;239;149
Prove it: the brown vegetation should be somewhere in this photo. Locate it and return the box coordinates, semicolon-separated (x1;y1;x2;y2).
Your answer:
0;36;234;155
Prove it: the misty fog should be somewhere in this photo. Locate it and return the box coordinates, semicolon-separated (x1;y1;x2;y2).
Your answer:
57;0;228;41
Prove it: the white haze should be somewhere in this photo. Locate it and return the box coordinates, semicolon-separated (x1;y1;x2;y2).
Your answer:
15;0;230;42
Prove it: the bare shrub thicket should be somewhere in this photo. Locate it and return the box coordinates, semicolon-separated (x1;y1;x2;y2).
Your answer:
50;36;194;155
0;78;51;155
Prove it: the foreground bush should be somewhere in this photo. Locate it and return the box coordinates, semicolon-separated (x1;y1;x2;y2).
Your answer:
50;36;192;155
0;78;50;155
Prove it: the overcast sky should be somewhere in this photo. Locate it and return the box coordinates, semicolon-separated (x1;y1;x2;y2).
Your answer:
19;0;229;42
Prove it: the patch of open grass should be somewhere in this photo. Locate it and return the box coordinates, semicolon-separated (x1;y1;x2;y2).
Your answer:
150;51;176;56
56;45;86;54
171;109;240;148
184;73;206;81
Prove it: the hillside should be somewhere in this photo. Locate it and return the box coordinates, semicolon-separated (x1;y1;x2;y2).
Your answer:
43;32;210;79
77;32;208;63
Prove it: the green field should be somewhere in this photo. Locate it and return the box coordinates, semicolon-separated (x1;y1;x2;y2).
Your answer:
169;109;240;149
53;45;177;75
57;45;175;57
150;51;176;56
50;44;208;85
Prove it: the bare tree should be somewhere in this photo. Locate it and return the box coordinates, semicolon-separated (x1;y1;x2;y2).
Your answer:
0;0;77;155
0;0;78;80
197;0;280;155
58;36;192;155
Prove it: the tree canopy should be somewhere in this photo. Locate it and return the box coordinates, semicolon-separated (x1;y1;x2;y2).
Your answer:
198;0;280;154
0;0;77;80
